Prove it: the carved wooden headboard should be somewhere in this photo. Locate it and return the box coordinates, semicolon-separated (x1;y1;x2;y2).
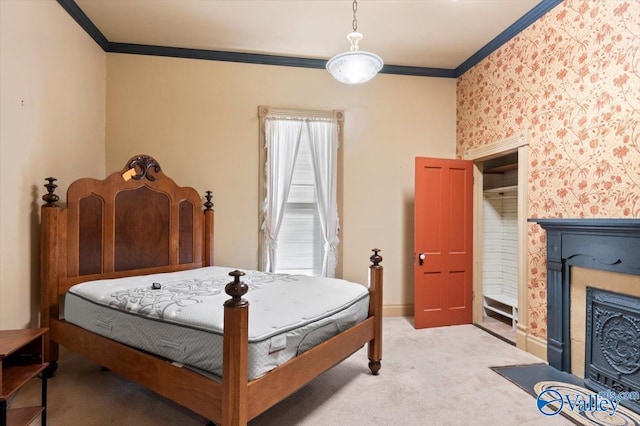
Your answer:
40;154;214;328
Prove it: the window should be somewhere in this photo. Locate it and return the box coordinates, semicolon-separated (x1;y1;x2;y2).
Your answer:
258;106;343;277
276;137;323;275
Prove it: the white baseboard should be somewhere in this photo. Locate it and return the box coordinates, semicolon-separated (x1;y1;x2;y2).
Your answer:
383;304;413;317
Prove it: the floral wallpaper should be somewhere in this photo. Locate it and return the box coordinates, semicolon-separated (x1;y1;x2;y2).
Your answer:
456;0;640;340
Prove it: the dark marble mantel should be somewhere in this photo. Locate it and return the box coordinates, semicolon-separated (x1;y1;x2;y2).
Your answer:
528;218;640;371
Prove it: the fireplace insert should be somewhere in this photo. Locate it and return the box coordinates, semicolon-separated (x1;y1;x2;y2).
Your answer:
585;287;640;413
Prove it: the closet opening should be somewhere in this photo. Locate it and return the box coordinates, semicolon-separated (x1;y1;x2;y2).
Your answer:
477;152;519;344
465;133;530;352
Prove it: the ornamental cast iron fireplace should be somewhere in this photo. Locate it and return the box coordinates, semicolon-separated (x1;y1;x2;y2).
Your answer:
585;287;640;412
531;219;640;411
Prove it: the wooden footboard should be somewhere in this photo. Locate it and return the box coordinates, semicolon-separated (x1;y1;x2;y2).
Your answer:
221;250;383;424
247;318;376;419
39;155;383;426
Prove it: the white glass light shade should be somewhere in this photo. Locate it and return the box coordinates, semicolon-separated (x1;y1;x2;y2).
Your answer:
326;31;383;84
326;51;384;84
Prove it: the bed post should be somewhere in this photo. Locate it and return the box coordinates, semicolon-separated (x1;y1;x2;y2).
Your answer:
40;177;60;374
368;248;383;375
222;270;249;426
204;190;214;266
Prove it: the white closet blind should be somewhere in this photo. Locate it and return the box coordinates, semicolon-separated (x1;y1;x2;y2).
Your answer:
275;136;323;276
482;168;518;301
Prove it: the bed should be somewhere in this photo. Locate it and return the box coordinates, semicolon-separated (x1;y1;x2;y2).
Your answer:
39;154;383;425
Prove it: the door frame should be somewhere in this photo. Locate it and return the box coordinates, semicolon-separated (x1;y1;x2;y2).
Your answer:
463;133;529;350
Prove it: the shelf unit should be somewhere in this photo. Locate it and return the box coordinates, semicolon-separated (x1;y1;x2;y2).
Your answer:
483;294;518;330
0;328;48;426
484;163;518;174
483;185;518;194
482;158;518;331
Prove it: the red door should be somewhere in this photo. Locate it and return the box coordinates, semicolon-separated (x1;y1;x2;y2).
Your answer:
414;157;473;329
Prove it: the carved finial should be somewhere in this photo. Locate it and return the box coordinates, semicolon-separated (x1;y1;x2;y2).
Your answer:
42;177;59;207
204;191;214;211
224;270;249;307
370;248;382;267
127;155;161;182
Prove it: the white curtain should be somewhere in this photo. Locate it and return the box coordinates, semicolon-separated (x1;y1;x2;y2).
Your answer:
262;119;304;272
306;120;340;277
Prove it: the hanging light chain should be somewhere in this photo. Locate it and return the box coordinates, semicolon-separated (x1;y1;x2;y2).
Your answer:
326;0;383;84
352;0;358;32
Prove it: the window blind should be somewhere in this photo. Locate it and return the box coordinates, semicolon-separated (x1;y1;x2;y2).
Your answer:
275;136;323;276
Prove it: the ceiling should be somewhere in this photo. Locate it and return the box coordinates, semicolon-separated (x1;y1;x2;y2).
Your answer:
69;0;550;74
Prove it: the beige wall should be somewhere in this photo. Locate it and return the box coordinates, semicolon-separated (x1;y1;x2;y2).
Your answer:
0;0;106;329
456;0;640;339
106;54;456;309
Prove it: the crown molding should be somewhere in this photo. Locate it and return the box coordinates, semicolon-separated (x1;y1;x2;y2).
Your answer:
107;42;329;69
57;0;563;79
57;0;109;50
454;0;564;77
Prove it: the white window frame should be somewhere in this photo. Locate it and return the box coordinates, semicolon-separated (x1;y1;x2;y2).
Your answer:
257;106;344;277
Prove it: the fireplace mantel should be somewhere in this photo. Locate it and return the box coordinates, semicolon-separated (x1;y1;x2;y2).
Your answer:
529;218;640;371
533;218;640;237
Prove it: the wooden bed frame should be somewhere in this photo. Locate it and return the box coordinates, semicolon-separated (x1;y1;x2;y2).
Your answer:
40;154;383;425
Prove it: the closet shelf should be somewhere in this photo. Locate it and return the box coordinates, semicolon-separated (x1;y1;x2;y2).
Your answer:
484;163;517;174
483;294;518;330
483;185;518;194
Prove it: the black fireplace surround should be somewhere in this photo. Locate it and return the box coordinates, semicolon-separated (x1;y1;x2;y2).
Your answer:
530;219;640;372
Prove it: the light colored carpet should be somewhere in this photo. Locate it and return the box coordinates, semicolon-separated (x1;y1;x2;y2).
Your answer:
10;317;572;425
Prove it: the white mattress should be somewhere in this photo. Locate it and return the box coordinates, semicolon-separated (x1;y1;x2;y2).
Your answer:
65;266;369;380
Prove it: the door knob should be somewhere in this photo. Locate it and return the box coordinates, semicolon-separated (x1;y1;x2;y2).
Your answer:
418;253;426;266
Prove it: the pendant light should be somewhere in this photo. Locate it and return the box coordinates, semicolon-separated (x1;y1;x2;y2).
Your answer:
326;0;383;84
